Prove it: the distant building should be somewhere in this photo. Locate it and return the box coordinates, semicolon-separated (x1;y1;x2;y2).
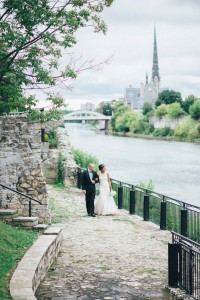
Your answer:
125;27;167;110
125;85;141;109
80;102;95;111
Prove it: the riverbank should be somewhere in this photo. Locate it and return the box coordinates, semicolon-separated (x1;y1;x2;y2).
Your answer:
105;130;200;144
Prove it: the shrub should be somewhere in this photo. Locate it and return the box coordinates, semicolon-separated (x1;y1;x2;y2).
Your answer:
72;148;99;171
174;117;196;138
167;103;186;119
153;127;172;137
47;129;57;148
189;100;200;120
155;104;168;118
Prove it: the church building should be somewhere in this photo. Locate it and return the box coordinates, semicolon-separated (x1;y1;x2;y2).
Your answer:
125;27;164;110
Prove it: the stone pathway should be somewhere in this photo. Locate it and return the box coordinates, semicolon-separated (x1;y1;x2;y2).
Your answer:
36;185;172;300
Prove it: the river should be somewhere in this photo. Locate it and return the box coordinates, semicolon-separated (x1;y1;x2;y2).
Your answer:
66;124;200;206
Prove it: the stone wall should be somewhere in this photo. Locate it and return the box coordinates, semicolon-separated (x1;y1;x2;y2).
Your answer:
149;116;186;129
0;113;51;223
56;127;78;187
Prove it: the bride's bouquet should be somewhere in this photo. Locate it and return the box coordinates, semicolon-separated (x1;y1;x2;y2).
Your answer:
110;190;116;197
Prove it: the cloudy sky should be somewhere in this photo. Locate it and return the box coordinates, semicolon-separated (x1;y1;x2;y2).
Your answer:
56;0;200;110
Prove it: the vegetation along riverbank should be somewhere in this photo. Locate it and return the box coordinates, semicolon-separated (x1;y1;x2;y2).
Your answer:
96;90;200;144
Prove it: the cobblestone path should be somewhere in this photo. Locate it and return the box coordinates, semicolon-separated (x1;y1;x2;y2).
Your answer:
36;185;171;300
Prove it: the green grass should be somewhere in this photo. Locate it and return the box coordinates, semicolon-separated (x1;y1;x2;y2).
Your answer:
0;221;39;299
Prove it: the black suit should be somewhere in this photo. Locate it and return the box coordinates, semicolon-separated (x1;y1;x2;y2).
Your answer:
82;170;99;215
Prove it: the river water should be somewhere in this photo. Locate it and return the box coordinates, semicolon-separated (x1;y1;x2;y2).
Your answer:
66;124;200;206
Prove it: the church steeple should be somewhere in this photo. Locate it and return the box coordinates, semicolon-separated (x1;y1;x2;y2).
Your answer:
152;26;160;81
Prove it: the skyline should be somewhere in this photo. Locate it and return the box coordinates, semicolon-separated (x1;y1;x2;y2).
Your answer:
38;0;200;110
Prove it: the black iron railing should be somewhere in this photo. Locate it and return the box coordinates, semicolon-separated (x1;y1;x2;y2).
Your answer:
168;232;200;299
77;168;200;243
0;183;42;217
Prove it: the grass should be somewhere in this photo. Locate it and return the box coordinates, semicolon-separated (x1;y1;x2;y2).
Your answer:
0;220;39;299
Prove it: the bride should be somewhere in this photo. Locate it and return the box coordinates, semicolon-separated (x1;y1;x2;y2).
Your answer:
94;164;117;216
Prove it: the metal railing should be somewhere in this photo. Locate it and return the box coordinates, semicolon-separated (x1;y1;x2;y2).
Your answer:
168;232;200;299
0;183;42;217
77;168;200;243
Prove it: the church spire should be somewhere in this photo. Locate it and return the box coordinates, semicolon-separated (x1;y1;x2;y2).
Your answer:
152;26;160;81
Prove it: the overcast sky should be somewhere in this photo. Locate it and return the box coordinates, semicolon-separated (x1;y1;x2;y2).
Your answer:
46;0;200;110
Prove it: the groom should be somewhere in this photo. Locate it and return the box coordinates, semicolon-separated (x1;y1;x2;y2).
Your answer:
82;163;99;217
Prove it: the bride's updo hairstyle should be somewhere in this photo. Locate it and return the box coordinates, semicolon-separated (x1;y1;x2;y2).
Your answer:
99;164;105;171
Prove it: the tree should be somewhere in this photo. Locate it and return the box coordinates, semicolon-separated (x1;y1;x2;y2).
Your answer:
167;103;186;119
115;110;137;132
111;103;130;131
103;103;113;116
155;90;182;107
189;100;200;120
142;102;153;116
0;0;114;115
155;104;168;118
181;94;199;113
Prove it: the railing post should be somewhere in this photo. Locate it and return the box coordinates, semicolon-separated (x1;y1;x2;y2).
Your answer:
143;194;149;221
77;168;82;189
181;207;188;237
129;189;135;214
189;249;193;295
160;199;167;230
118;183;123;209
168;243;181;287
29;201;31;217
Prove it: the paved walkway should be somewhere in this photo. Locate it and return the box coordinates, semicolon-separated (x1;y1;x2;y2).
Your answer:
36;185;171;300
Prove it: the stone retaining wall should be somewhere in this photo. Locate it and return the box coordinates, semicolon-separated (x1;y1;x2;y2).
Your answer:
56;127;78;187
149;116;186;129
10;227;62;300
0;113;51;223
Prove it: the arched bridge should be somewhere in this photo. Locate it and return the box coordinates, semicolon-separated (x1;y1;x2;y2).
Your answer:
64;110;111;121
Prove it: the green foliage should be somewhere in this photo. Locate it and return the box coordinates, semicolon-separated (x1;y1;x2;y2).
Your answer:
155;90;182;107
72;148;99;171
130;116;154;134
115;110;137;132
0;0;114;114
142;102;153;116
181;95;199;113
139;179;155;191
102;103;113;116
167;103;186;119
155;104;168;118
56;153;65;186
174;117;200;139
189;100;200;120
0;221;39;298
46;129;58;149
153;127;172;137
111;103;131;131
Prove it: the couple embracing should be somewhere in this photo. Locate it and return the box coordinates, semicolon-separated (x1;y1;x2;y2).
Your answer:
82;163;117;217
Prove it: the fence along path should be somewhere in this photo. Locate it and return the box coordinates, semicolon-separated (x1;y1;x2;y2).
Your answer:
36;185;171;300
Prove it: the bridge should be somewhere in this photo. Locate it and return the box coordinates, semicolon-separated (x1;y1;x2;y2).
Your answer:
64;110;111;121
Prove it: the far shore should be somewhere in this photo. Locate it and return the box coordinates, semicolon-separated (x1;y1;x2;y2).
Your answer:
104;130;200;144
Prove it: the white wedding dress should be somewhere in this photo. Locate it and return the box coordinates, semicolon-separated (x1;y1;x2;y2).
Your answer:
94;172;117;215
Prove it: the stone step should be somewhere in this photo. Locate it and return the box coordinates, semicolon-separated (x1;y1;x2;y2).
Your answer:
12;216;38;228
33;224;49;230
0;209;18;216
0;209;18;221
